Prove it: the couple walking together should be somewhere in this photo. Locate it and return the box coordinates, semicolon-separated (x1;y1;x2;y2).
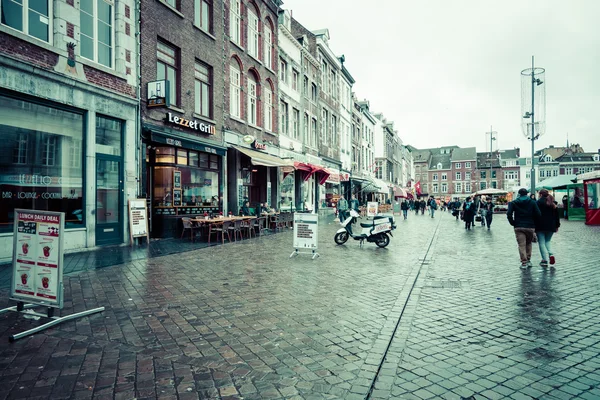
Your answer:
507;188;560;269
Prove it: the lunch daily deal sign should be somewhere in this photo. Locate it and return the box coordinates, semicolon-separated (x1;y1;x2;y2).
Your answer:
11;210;64;308
293;213;318;249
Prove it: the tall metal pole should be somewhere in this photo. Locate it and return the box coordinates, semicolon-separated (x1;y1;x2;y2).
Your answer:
490;125;493;188
530;56;536;193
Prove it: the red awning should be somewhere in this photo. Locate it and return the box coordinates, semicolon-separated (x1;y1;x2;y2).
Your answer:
293;162;330;184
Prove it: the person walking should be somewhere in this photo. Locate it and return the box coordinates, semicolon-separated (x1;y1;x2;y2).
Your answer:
415;197;421;215
482;196;495;230
507;188;542;269
337;195;349;224
428;196;437;218
400;198;409;220
420;198;426;215
463;197;475;230
535;189;560;268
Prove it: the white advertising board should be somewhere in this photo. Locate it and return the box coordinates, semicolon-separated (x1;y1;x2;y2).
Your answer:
367;202;379;217
128;199;150;243
10;209;64;308
293;213;318;249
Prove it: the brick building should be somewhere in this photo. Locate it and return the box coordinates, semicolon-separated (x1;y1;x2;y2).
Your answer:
450;147;477;198
0;0;139;258
140;0;227;238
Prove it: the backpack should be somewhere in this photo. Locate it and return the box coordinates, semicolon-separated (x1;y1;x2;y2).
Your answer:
465;202;471;211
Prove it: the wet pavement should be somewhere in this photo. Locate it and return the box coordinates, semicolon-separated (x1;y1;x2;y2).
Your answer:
0;211;599;399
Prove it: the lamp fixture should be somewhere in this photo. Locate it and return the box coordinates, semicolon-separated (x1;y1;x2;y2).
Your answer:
523;112;532;119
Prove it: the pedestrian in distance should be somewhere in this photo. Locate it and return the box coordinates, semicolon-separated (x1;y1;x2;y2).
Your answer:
337;195;349;224
428;196;437;218
562;195;568;219
507;188;542;269
400;198;409;220
349;194;360;224
462;197;475;230
535;189;560;268
415;197;421;215
420;198;426;215
482;196;495;230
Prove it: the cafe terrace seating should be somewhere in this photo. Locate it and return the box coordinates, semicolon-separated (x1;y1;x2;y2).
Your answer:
180;217;202;242
208;220;231;244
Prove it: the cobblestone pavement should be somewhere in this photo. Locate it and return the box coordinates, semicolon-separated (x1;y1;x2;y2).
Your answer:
0;210;599;399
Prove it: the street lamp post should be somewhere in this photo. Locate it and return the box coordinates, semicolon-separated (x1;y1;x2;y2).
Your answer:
521;56;546;193
486;126;497;189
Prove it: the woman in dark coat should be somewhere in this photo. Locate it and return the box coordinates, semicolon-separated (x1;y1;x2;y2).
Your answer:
462;196;475;230
535;189;560;267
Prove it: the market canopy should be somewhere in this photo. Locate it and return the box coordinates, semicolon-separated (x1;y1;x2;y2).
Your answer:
234;146;295;170
472;188;509;196
363;177;389;194
535;174;577;190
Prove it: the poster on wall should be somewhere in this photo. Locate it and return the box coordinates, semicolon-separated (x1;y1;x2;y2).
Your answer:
128;199;150;244
173;170;181;189
293;213;318;249
367;202;379;217
10;210;64;308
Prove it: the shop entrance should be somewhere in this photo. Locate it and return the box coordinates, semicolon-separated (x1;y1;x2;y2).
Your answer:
95;156;123;245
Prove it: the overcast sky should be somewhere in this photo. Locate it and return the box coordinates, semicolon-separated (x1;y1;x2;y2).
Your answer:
281;0;600;155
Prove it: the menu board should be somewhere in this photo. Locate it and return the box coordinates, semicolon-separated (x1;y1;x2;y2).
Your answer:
173;189;182;206
11;210;64;308
293;213;318;249
128;199;150;244
173;170;181;189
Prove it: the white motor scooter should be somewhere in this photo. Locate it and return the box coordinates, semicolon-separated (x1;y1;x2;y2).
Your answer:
334;209;396;248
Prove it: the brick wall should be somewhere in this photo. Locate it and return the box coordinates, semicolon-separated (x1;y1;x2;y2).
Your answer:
0;34;59;70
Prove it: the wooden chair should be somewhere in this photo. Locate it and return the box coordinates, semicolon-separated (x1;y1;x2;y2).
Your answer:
208;221;231;244
181;217;201;242
242;218;256;238
253;217;265;236
270;214;280;232
228;220;243;242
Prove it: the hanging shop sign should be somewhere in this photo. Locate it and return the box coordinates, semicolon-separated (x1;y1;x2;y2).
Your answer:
340;173;350;182
147;80;170;107
10;210;64;309
165;113;215;135
242;135;255;144
251;140;267;151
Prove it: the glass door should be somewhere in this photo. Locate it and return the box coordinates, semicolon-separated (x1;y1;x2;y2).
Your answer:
96;156;122;245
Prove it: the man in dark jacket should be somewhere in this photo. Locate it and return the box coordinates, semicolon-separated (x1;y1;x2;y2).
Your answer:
507;188;542;268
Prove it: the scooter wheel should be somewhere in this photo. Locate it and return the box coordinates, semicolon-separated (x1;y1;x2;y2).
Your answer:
375;233;390;248
334;232;349;245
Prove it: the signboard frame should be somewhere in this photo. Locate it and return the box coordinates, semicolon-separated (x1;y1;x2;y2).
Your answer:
173;170;182;189
367;202;379;217
147;80;170;108
290;213;320;259
10;209;65;309
128;199;150;245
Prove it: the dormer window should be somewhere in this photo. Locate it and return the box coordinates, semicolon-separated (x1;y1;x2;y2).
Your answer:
437;163;442;170
594;154;600;162
544;155;552;162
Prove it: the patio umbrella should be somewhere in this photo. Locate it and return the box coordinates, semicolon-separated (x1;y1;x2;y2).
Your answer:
472;188;509;196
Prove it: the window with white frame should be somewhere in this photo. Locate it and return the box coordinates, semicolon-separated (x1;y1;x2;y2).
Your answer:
303;113;308;142
42;134;56;166
157;40;178;106
526;171;531;179
292;108;299;140
194;61;211;118
594;154;600;162
331;115;337;145
292;70;299;91
264;22;273;69
263;85;272;131
321;60;328;93
229;61;241;118
504;170;518;180
279;59;287;84
455;162;461;169
455;182;462;193
465;171;471;180
455;171;461;180
322;108;328;144
80;0;113;68
441;173;447;181
465;162;471;168
247;74;258;126
433;183;438;193
279;100;288;135
194;0;211;32
247;6;259;58
311;83;317;102
552;169;558;176
310;117;317;147
229;0;240;45
565;167;573;174
1;0;51;41
433;173;438;181
465;183;471;193
441;183;447;193
69;139;82;168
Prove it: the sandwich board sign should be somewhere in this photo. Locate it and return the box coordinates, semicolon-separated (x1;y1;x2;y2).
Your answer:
10;209;64;309
367;202;378;217
128;199;150;245
290;213;319;259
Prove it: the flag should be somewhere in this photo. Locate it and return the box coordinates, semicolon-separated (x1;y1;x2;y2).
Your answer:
415;181;422;195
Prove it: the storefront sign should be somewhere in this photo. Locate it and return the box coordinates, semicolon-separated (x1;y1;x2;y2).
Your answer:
340;173;350;182
367;202;379;217
242;135;255;144
173;170;181;189
128;200;149;244
293;213;318;249
10;210;64;308
165;113;215;135
251;140;267;151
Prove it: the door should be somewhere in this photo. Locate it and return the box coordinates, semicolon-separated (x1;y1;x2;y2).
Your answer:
96;156;123;245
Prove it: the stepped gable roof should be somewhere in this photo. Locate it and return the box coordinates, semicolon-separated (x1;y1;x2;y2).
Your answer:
429;153;452;170
477;152;501;168
450;147;476;162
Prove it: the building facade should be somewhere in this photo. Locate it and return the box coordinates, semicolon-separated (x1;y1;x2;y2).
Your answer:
1;0;139;259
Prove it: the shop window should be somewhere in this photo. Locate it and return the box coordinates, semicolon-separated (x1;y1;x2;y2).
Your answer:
1;0;51;42
155;146;175;163
194;61;212;118
0;95;84;232
177;149;187;165
194;0;211;32
189;151;199;167
209;154;218;169
80;0;113;68
96;115;122;156
280;170;295;211
157;40;178;106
